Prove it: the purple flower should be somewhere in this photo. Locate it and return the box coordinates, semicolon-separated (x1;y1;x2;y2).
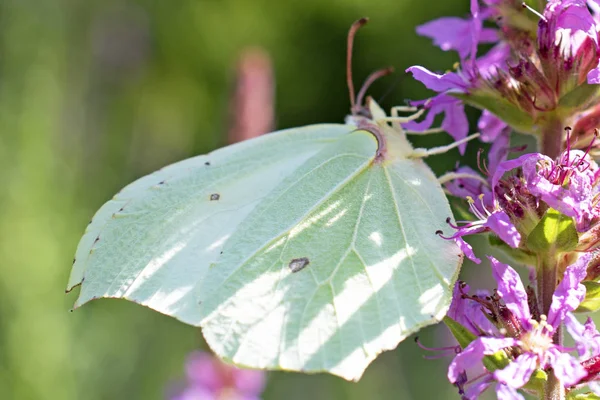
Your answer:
416;4;498;60
478;110;509;143
565;313;600;358
404;95;469;154
516;150;599;231
538;0;600;86
447;255;592;396
169;351;266;400
448;282;497;336
439;200;521;263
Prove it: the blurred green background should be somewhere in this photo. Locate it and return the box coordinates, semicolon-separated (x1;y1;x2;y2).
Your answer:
0;0;489;399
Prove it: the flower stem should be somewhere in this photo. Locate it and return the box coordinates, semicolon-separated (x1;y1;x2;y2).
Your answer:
538;254;564;400
540;117;564;159
545;370;566;400
538;118;567;400
537;255;557;317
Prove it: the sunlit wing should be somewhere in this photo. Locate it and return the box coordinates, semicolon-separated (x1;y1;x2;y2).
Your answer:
67;124;354;324
198;138;462;381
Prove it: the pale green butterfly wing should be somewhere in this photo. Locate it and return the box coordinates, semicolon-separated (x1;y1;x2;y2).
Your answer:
67;119;463;380
67;124;354;324
197;130;462;381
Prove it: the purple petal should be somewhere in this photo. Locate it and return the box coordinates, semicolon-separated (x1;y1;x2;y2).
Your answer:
564;313;600;357
484;211;521;248
544;0;598;48
495;383;525;400
475;43;511;79
547;253;592;328
494;353;537;388
403;94;470;154
406;66;467;92
440;100;469;154
444;166;488;199
233;369;266;395
491;154;540;196
521;152;596;228
464;376;493;400
448;337;517;383
487;128;510;174
403;94;454;131
455;237;481;264
170;385;214;400
448;282;495;335
589;381;600;396
588;65;600;84
416;16;497;60
548;347;588;386
185;352;224;391
478;110;508;142
489;256;532;326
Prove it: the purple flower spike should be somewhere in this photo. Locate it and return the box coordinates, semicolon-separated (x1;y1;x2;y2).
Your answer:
489;256;531;327
170;351;266;400
547;253;592;328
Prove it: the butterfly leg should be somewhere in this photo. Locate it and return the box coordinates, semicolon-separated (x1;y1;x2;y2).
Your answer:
409;133;480;158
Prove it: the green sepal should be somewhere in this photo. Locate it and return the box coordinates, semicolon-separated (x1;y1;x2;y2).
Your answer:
443;316;477;348
488;235;536;265
559;83;600;111
576;281;600;313
450;91;534;134
523;369;547;394
526;208;578;254
443;316;510;373
567;392;600;400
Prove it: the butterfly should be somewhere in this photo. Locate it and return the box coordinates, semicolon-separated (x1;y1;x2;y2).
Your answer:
67;18;466;381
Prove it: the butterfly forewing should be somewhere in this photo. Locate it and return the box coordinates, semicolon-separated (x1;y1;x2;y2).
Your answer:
68;124;355;324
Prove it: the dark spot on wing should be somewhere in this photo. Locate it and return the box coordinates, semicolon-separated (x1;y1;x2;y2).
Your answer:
210;193;220;201
94;236;100;244
72;258;76;265
158;180;165;185
288;257;310;273
205;161;211;166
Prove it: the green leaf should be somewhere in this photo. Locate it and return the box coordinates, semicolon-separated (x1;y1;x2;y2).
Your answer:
523;369;547;393
450;91;534;134
568;392;600;400
488;235;536;265
68;123;463;381
559;83;600;110
526;208;578;254
576;281;600;313
443;316;476;348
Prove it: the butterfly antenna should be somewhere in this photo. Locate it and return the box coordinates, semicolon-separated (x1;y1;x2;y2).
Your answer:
347;17;369;113
377;74;402;104
355;67;394;110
